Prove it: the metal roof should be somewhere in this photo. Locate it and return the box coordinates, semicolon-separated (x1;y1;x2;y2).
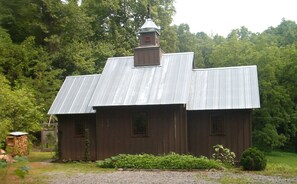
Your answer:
187;65;260;110
140;18;161;34
89;52;194;107
48;74;100;114
48;53;260;115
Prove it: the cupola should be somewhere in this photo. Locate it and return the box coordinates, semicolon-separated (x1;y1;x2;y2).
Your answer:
139;18;160;46
134;5;163;66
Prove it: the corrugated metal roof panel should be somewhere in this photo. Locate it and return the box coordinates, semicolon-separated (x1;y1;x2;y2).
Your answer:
187;65;260;110
48;74;100;114
89;52;194;107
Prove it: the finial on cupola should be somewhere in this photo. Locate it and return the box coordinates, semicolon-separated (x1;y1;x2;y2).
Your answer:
147;3;151;19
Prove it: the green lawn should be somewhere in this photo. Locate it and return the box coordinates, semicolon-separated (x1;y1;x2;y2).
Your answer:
266;151;297;167
263;151;297;177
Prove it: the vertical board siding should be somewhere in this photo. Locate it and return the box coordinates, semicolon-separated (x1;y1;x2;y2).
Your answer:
188;110;252;159
58;114;96;160
57;107;252;161
95;105;187;160
134;47;162;66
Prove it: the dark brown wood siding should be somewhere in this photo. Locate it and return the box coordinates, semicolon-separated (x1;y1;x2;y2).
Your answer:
188;110;252;159
95;105;187;160
58;114;96;160
134;46;162;66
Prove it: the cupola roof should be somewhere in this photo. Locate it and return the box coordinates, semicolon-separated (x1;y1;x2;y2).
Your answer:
140;18;160;34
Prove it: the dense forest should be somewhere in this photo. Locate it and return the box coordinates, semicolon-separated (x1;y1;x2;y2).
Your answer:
0;0;296;152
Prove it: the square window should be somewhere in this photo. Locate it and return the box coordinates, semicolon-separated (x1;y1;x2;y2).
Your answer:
132;112;148;137
145;36;151;43
211;115;224;135
75;122;84;137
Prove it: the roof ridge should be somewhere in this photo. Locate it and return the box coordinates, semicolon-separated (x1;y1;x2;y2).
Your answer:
193;65;257;71
108;52;194;60
66;74;101;78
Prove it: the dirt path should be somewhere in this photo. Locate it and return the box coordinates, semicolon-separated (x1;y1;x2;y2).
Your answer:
48;170;297;184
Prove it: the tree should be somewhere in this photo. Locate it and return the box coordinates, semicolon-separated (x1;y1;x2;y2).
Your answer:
195;32;215;67
200;22;297;151
0;0;43;43
264;19;297;46
0;74;44;143
0;28;62;112
81;0;176;55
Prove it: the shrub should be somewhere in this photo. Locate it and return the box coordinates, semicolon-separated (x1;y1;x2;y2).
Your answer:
240;147;267;171
212;144;236;166
14;166;30;179
0;160;7;168
97;153;222;170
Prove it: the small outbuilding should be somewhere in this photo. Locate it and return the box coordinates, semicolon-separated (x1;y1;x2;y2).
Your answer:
6;132;29;156
48;17;260;160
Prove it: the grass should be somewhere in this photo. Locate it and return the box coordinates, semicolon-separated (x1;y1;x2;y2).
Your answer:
266;151;297;167
226;150;297;178
262;151;297;177
27;151;55;162
196;150;297;183
196;172;252;184
218;176;251;184
0;151;112;184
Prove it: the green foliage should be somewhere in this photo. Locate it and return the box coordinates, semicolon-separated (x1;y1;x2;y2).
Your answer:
0;29;62;114
0;74;43;143
240;148;267;171
0;0;42;43
264;151;297;177
253;124;287;152
14;166;30;179
212;144;236;166
197;20;297;152
97;153;222;170
54;130;62;160
81;0;175;54
0;160;7;169
84;129;90;161
14;156;28;162
0;141;4;149
42;132;56;150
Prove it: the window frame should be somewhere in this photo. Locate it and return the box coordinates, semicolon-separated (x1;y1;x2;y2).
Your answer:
210;114;224;136
131;111;149;137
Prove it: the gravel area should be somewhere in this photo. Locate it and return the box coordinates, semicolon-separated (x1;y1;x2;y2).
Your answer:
48;170;297;184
